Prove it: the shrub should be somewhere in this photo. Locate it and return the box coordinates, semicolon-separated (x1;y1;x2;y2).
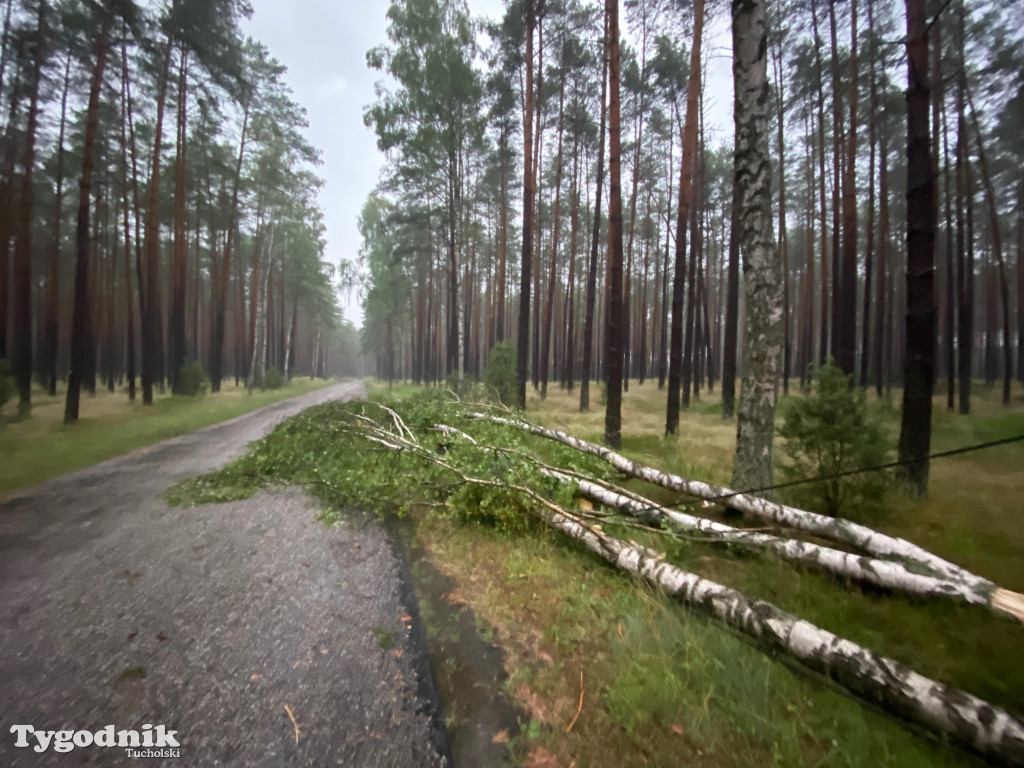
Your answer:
483;341;517;407
778;360;890;517
177;361;210;397
263;367;285;390
0;359;14;415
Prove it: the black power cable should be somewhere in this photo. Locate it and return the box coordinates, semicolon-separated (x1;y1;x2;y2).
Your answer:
707;433;1024;505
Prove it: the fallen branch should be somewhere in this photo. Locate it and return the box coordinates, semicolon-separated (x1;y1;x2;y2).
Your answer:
545;470;986;605
284;704;301;744
346;413;1024;763
475;413;1016;618
534;495;1024;765
565;671;584;733
434;425;984;605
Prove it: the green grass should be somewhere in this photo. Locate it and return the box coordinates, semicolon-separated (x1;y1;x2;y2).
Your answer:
415;513;982;768
0;377;334;498
164;377;1023;767
362;377;1023;767
365;378;434;401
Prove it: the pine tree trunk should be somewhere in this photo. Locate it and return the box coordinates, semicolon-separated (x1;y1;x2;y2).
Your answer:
862;0;878;389
65;13;111;424
771;34;790;395
210;105;248;392
516;0;536;409
836;0;859;377
531;20;544;393
828;0;843;362
955;8;972;414
564;138;580;391
811;0;830;363
665;0;705;434
540;72;566;399
120;41;136;401
877;86;890;398
247;224;274;390
941;72;956;408
657;119;673;390
12;0;45;415
580;16;608;413
496;135;508;343
604;0;625;449
897;0;937;498
170;51;189;393
681;185;699;408
43;51;71;397
140;43;172;406
965;80;1012;405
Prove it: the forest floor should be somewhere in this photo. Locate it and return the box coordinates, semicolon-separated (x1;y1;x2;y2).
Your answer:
371;378;1024;768
0;377;334;498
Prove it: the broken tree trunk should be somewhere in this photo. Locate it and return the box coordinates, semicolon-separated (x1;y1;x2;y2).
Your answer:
475;414;1013;614
436;421;985;604
538;502;1024;766
341;412;1024;766
547;470;990;605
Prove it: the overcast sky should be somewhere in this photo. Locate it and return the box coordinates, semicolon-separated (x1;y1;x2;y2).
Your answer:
242;0;731;328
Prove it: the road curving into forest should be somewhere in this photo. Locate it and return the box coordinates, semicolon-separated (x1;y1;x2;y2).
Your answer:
0;381;452;767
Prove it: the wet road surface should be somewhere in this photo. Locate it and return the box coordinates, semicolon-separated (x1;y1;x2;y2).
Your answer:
0;382;451;767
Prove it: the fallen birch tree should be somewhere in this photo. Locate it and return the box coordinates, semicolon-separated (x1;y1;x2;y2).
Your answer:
338;410;1024;766
543;469;990;605
430;424;992;605
475;413;1024;622
173;396;1024;764
538;499;1024;766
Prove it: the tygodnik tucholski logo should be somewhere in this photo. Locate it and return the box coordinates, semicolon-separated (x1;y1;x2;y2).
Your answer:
10;723;181;758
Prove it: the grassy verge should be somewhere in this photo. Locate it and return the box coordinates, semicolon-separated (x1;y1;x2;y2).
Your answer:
0;377;334;498
414;514;980;768
166;380;1022;767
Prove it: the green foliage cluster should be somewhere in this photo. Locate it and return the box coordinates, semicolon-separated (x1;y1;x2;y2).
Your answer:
778;360;890;516
263;367;285;390
177;361;210;397
482;341;517;407
0;359;14;415
168;384;1024;767
167;390;608;534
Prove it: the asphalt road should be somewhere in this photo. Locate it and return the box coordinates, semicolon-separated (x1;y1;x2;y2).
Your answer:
0;381;452;767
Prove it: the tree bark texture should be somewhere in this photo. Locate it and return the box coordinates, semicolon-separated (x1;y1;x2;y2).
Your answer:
731;0;783;492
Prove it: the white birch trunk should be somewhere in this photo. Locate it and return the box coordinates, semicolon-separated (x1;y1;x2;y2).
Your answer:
477;415;1007;610
551;471;987;605
283;303;295;382
355;417;1024;763
537;502;1024;766
310;325;321;381
731;0;784;492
